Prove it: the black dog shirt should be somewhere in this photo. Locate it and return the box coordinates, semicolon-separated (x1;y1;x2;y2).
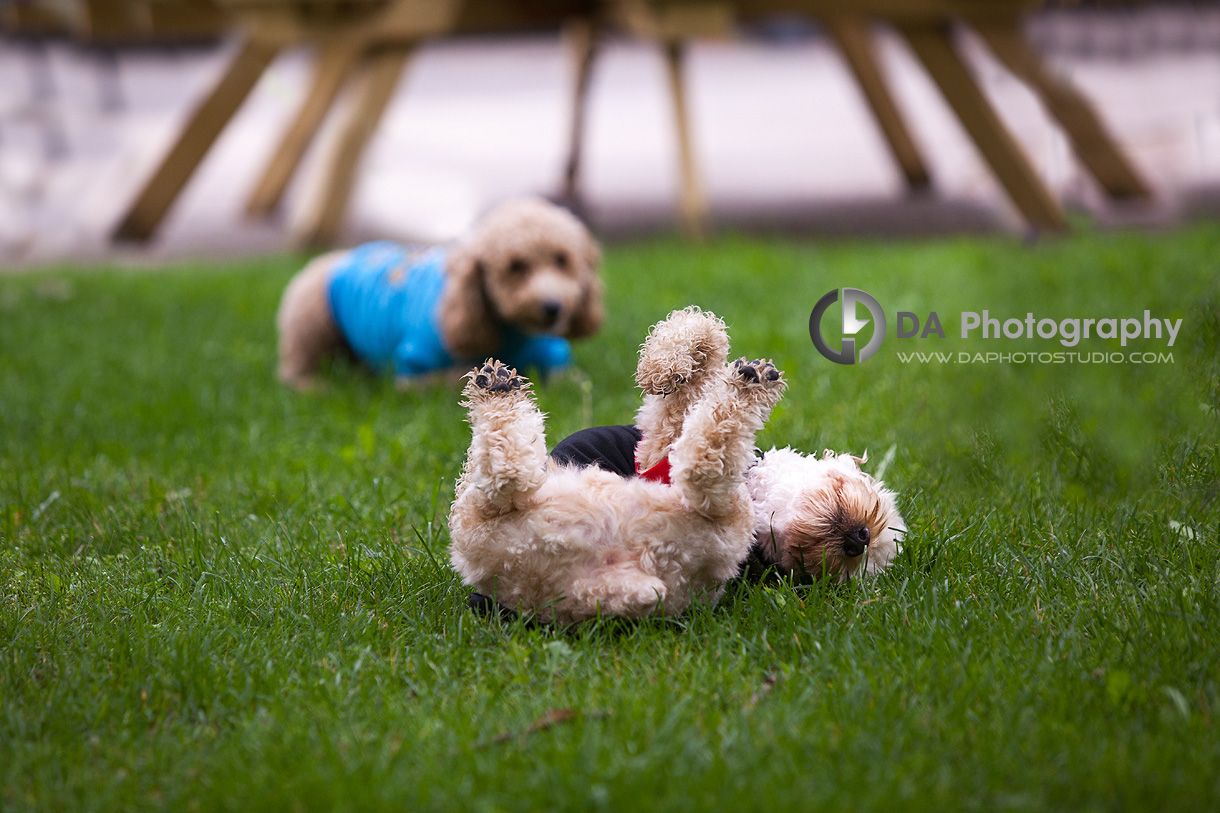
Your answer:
549;425;642;476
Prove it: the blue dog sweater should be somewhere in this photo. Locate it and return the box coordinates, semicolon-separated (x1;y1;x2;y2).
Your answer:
326;241;572;378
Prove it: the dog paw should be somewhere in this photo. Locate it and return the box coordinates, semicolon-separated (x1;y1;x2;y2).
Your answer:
731;357;782;388
636;307;729;396
468;360;525;395
636;342;695;395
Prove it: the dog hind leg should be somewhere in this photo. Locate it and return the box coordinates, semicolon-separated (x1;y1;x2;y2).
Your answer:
276;252;347;389
458;360;549;511
571;565;669;620
634;307;730;470
671;358;785;518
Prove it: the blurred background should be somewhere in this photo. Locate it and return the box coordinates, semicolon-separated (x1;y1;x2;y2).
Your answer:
1;0;1219;266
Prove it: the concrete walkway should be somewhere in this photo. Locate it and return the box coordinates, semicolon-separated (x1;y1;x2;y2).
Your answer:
2;7;1220;267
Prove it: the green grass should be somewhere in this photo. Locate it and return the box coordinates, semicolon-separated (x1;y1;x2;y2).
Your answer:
2;224;1219;811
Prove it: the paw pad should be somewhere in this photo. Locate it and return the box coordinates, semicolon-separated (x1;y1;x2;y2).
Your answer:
471;361;523;394
732;357;781;386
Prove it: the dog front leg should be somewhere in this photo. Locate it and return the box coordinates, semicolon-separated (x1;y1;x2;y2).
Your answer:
671;359;785;518
457;360;548;512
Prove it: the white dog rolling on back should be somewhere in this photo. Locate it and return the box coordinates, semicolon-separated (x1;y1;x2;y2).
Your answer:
276;197;603;390
449;351;786;626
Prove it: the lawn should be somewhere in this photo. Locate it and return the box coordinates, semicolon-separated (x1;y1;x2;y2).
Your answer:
2;224;1218;811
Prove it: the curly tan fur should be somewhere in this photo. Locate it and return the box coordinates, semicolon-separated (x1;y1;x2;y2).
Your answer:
276;197;603;390
437;198;603;358
449;354;786;626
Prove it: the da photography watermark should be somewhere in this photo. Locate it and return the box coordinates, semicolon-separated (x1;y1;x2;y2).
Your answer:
898;350;1176;365
809;289;1181;365
809;288;886;365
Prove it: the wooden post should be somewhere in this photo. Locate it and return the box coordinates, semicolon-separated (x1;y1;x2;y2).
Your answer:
112;36;279;242
247;39;363;217
825;16;931;192
664;40;707;239
970;15;1152;200
898;21;1067;233
559;16;597;211
294;45;412;249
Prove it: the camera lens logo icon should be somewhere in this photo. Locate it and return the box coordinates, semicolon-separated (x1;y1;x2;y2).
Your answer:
809;288;886;365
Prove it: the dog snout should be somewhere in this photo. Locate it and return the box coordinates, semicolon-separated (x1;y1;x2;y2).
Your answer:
541;300;562;324
842;526;870;558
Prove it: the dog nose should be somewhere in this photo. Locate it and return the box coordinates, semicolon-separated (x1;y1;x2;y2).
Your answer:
842;526;870;557
541;300;562;323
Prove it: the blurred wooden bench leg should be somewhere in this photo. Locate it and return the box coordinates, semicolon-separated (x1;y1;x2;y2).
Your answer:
825;16;931;193
664;40;707;240
559;16;597;213
295;45;412;249
247;39;364;217
898;21;1067;233
971;15;1152;201
112;37;279;242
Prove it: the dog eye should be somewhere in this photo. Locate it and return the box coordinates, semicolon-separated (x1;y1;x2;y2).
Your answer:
508;258;529;274
554;252;569;270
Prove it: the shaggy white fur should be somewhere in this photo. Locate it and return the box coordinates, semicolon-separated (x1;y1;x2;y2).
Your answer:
746;448;904;581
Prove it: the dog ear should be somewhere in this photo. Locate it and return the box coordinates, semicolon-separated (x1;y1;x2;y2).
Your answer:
567;237;605;339
568;275;605;339
582;234;602;277
438;248;501;357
